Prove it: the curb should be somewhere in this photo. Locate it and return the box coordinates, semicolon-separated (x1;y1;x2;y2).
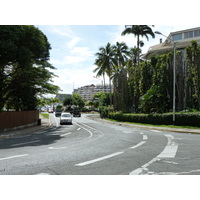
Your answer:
87;115;200;134
0;119;52;139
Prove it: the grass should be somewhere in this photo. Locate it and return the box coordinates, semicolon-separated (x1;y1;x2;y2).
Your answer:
107;118;200;129
40;113;49;119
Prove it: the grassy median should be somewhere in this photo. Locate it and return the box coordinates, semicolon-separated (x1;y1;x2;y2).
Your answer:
40;113;49;119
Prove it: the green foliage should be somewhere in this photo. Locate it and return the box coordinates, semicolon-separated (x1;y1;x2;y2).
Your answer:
99;106;110;118
109;112;200;127
0;25;60;111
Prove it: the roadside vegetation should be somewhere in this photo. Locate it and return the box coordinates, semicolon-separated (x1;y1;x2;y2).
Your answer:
0;25;60;112
40;113;49;119
93;25;200;127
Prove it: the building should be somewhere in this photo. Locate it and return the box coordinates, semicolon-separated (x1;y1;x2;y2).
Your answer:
56;94;72;102
144;27;200;60
73;84;111;101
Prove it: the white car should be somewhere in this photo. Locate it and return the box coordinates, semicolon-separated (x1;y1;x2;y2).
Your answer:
60;112;73;125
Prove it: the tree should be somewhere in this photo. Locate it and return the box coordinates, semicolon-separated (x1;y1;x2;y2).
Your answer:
94;43;115;105
112;42;130;112
0;25;60;111
121;25;155;66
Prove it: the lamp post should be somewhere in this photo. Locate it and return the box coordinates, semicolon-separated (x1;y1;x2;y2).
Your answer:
155;31;176;125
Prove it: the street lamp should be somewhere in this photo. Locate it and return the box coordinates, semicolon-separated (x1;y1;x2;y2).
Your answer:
155;31;176;125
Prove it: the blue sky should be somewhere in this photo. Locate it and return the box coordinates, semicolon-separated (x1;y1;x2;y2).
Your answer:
36;25;199;95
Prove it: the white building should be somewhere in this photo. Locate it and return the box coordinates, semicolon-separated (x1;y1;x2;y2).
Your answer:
144;27;200;59
73;84;111;101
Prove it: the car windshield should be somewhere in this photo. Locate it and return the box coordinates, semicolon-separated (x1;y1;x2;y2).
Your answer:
62;114;71;117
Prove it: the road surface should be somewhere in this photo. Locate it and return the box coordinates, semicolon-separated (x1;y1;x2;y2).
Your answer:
0;114;200;175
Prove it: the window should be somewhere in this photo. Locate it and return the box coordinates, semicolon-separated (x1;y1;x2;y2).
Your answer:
172;33;182;41
184;31;194;39
194;29;200;37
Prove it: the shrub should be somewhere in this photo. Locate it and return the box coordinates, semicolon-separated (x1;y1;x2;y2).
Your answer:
99;106;110;118
108;112;200;127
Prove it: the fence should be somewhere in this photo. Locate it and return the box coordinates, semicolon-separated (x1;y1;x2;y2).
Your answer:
0;110;39;131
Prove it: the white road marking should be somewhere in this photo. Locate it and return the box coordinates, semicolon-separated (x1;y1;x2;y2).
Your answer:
130;141;146;149
35;173;50;175
143;135;148;140
11;140;40;147
75;152;124;166
151;130;161;133
77;128;81;131
48;146;67;150
157;134;178;158
61;132;72;137
53;114;59;127
129;134;179;175
74;122;93;138
0;154;29;161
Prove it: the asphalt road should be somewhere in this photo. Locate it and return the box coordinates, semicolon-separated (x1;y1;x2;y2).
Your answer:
0;113;200;175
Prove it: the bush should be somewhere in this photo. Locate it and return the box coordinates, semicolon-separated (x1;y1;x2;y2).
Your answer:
99;106;110;118
108;112;200;127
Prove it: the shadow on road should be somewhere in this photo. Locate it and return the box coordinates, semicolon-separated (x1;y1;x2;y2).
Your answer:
0;125;73;149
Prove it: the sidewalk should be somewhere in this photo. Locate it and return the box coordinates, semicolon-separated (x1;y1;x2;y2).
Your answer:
88;114;200;134
0;115;52;139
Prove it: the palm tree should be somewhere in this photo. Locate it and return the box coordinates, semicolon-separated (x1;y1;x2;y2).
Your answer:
121;25;155;66
93;42;115;105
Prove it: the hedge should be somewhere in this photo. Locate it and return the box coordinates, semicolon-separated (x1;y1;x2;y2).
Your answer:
108;112;200;127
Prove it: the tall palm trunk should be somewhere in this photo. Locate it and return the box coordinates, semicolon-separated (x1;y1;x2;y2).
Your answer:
137;35;140;66
103;72;105;93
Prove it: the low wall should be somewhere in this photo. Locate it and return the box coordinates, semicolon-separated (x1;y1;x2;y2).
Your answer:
0;110;39;131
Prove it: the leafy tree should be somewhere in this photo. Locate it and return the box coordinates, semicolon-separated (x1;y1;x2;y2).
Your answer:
0;25;60;111
63;96;73;107
72;93;85;109
121;25;155;66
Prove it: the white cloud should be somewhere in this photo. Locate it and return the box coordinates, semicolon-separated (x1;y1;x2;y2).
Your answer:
67;37;82;48
50;26;74;38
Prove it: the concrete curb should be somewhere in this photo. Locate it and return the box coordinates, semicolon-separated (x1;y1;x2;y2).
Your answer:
87;115;200;134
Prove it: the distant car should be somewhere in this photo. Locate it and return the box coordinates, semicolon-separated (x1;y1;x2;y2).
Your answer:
73;110;81;117
55;109;62;117
48;109;53;113
60;112;72;125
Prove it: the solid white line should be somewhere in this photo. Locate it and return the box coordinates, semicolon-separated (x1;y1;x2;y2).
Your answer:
11;140;40;147
0;154;29;161
74;122;93;138
130;141;146;149
75;152;124;166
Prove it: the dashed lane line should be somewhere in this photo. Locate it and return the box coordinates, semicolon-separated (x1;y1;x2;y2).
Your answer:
0;154;29;161
75;152;124;166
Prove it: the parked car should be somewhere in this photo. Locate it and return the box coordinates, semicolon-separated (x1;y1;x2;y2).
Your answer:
73;110;81;117
60;112;72;125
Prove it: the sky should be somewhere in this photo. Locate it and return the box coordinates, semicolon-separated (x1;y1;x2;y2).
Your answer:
36;25;199;95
